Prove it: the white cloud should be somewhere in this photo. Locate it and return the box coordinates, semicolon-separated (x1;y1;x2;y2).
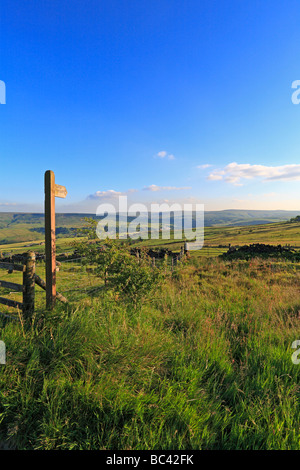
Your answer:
197;164;212;169
88;189;138;200
207;162;300;186
207;172;224;181
224;176;243;186
155;151;175;160
143;184;192;192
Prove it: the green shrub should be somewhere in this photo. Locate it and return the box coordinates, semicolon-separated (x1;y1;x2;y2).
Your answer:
74;219;161;304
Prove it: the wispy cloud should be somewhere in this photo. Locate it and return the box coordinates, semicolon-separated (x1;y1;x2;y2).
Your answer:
157;151;167;158
154;150;175;160
197;164;212;169
88;189;138;200
143;184;191;192
207;162;300;186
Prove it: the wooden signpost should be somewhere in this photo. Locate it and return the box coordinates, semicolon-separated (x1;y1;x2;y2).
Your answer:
44;170;67;309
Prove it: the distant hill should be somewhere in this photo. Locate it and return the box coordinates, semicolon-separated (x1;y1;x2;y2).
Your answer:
0;210;299;245
203;209;300;226
0;213;91;244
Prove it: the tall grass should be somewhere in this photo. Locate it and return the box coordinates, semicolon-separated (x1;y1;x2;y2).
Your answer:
1;257;300;449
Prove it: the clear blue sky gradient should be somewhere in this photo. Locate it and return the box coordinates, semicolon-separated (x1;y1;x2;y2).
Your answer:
1;0;300;212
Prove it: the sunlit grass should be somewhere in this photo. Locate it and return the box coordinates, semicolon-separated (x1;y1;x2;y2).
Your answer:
1;256;300;449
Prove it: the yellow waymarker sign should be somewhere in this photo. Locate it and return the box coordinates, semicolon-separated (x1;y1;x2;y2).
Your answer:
55;184;67;199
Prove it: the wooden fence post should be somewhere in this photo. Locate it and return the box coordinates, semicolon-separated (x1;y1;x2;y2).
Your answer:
23;251;36;321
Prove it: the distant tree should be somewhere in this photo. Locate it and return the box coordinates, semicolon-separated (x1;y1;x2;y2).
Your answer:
290;215;300;223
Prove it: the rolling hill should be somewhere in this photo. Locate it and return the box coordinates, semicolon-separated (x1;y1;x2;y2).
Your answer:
0;209;299;245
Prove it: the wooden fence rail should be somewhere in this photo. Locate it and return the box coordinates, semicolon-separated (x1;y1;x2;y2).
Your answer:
0;262;24;272
0;280;24;292
0;251;35;321
34;273;68;304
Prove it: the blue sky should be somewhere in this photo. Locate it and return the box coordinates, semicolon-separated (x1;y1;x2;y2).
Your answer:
1;0;300;212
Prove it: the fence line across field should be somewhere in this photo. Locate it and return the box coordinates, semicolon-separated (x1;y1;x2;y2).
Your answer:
1;240;299;312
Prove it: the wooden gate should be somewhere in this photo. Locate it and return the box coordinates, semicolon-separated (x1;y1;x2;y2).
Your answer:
0;251;35;320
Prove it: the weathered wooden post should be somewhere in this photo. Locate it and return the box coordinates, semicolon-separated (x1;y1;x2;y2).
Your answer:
23;251;36;321
45;170;56;309
44;170;67;309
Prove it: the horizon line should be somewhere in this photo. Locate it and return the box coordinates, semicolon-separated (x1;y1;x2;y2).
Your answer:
1;208;300;215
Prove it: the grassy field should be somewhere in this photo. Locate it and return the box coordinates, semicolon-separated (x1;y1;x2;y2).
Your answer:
0;218;300;449
1;210;300;246
1;220;300;258
1;245;300;449
0;237;78;255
